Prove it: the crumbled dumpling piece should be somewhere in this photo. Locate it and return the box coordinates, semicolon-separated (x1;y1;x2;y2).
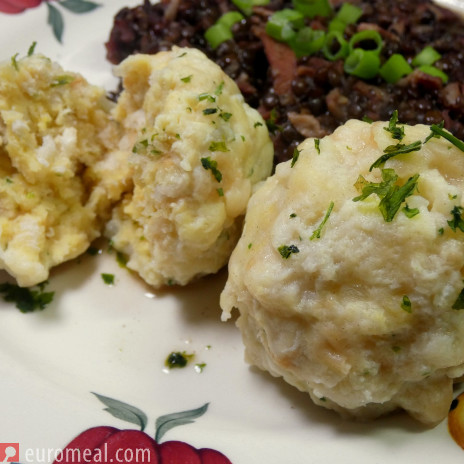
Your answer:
105;47;273;288
220;119;464;425
0;52;130;287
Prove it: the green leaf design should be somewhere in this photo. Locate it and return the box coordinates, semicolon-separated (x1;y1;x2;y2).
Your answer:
59;0;101;14
92;392;148;431
47;3;64;43
155;403;209;442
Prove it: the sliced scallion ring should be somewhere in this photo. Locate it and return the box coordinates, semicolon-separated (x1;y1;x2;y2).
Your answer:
218;11;245;28
292;0;332;18
336;3;363;25
344;49;381;79
290;27;325;57
411;45;441;67
322;30;349;61
204;23;233;49
348;29;383;55
266;9;305;42
379;54;413;84
417;64;449;83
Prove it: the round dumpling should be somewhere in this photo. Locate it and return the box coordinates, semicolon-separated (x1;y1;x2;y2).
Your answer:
105;47;273;288
0;52;129;287
220;118;464;425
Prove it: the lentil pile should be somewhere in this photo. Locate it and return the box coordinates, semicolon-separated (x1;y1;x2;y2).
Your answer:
106;0;464;164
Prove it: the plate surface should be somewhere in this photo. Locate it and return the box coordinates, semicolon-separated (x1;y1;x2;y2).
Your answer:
1;1;464;463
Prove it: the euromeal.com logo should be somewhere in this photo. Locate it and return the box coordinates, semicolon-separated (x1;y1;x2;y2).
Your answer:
0;443;153;463
0;443;19;462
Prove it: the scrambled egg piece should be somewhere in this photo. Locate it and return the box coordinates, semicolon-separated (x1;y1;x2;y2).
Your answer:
221;119;464;425
0;52;130;287
105;47;273;288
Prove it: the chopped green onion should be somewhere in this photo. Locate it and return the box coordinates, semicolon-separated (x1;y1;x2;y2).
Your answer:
344;49;380;79
205;23;233;49
417;65;448;83
292;0;332;18
336;3;363;25
379;54;413;84
310;201;334;239
411;45;441;67
290;27;325;57
327;18;346;33
322;31;349;61
218;11;244;28
348;30;383;55
266;9;304;42
369;140;422;171
401;295;412;313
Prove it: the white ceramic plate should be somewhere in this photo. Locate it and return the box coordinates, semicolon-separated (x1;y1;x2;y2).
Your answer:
1;1;464;463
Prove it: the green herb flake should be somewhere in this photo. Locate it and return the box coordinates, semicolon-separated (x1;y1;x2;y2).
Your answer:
219;112;232;121
203;108;218;115
290;213;297;218
392;345;402;353
278;244;300;259
438;227;444;235
194;363;207;373
165;351;195;369
217;187;224;196
254;121;263;128
5;177;13;184
265;108;283;134
181;75;193;83
248;243;253;249
362;115;373;123
214;81;225;95
201;156;222;182
198;93;216;103
384;110;405;141
447;205;464;232
208;141;229;152
425;122;464;152
291;148;300;167
11;53;19;70
401;295;412;313
315;138;321;154
369;141;422;171
86;246;100;256
50;75;75;87
353;169;420;222
403;203;420;218
452;288;464;310
310;201;334;240
27;41;37;56
0;281;54;313
101;273;115;285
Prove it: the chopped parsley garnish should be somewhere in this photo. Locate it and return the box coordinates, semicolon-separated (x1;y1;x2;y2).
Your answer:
208;141;229;152
310;201;334;240
217;187;224;196
201;156;222;182
362;115;373;123
214;81;225;95
195;362;207;373
165;351;194;369
50;75;75;87
401;295;412;313
384;110;405;141
265;108;283;134
353;169;420;222
181;75;193;83
0;281;54;313
425;122;464;152
291;148;300;167
402;203;420;218
11;53;19;70
452;288;464;310
278;244;300;259
369;140;422;171
447;205;464;232
27;41;37;56
290;213;297;218
219;112;232;121
254;121;263;128
315;138;321;154
198;92;216;103
203;108;218;115
101;273;115;285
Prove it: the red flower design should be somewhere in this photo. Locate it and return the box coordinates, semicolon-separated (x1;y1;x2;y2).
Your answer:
53;427;232;464
0;0;44;14
52;395;233;464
